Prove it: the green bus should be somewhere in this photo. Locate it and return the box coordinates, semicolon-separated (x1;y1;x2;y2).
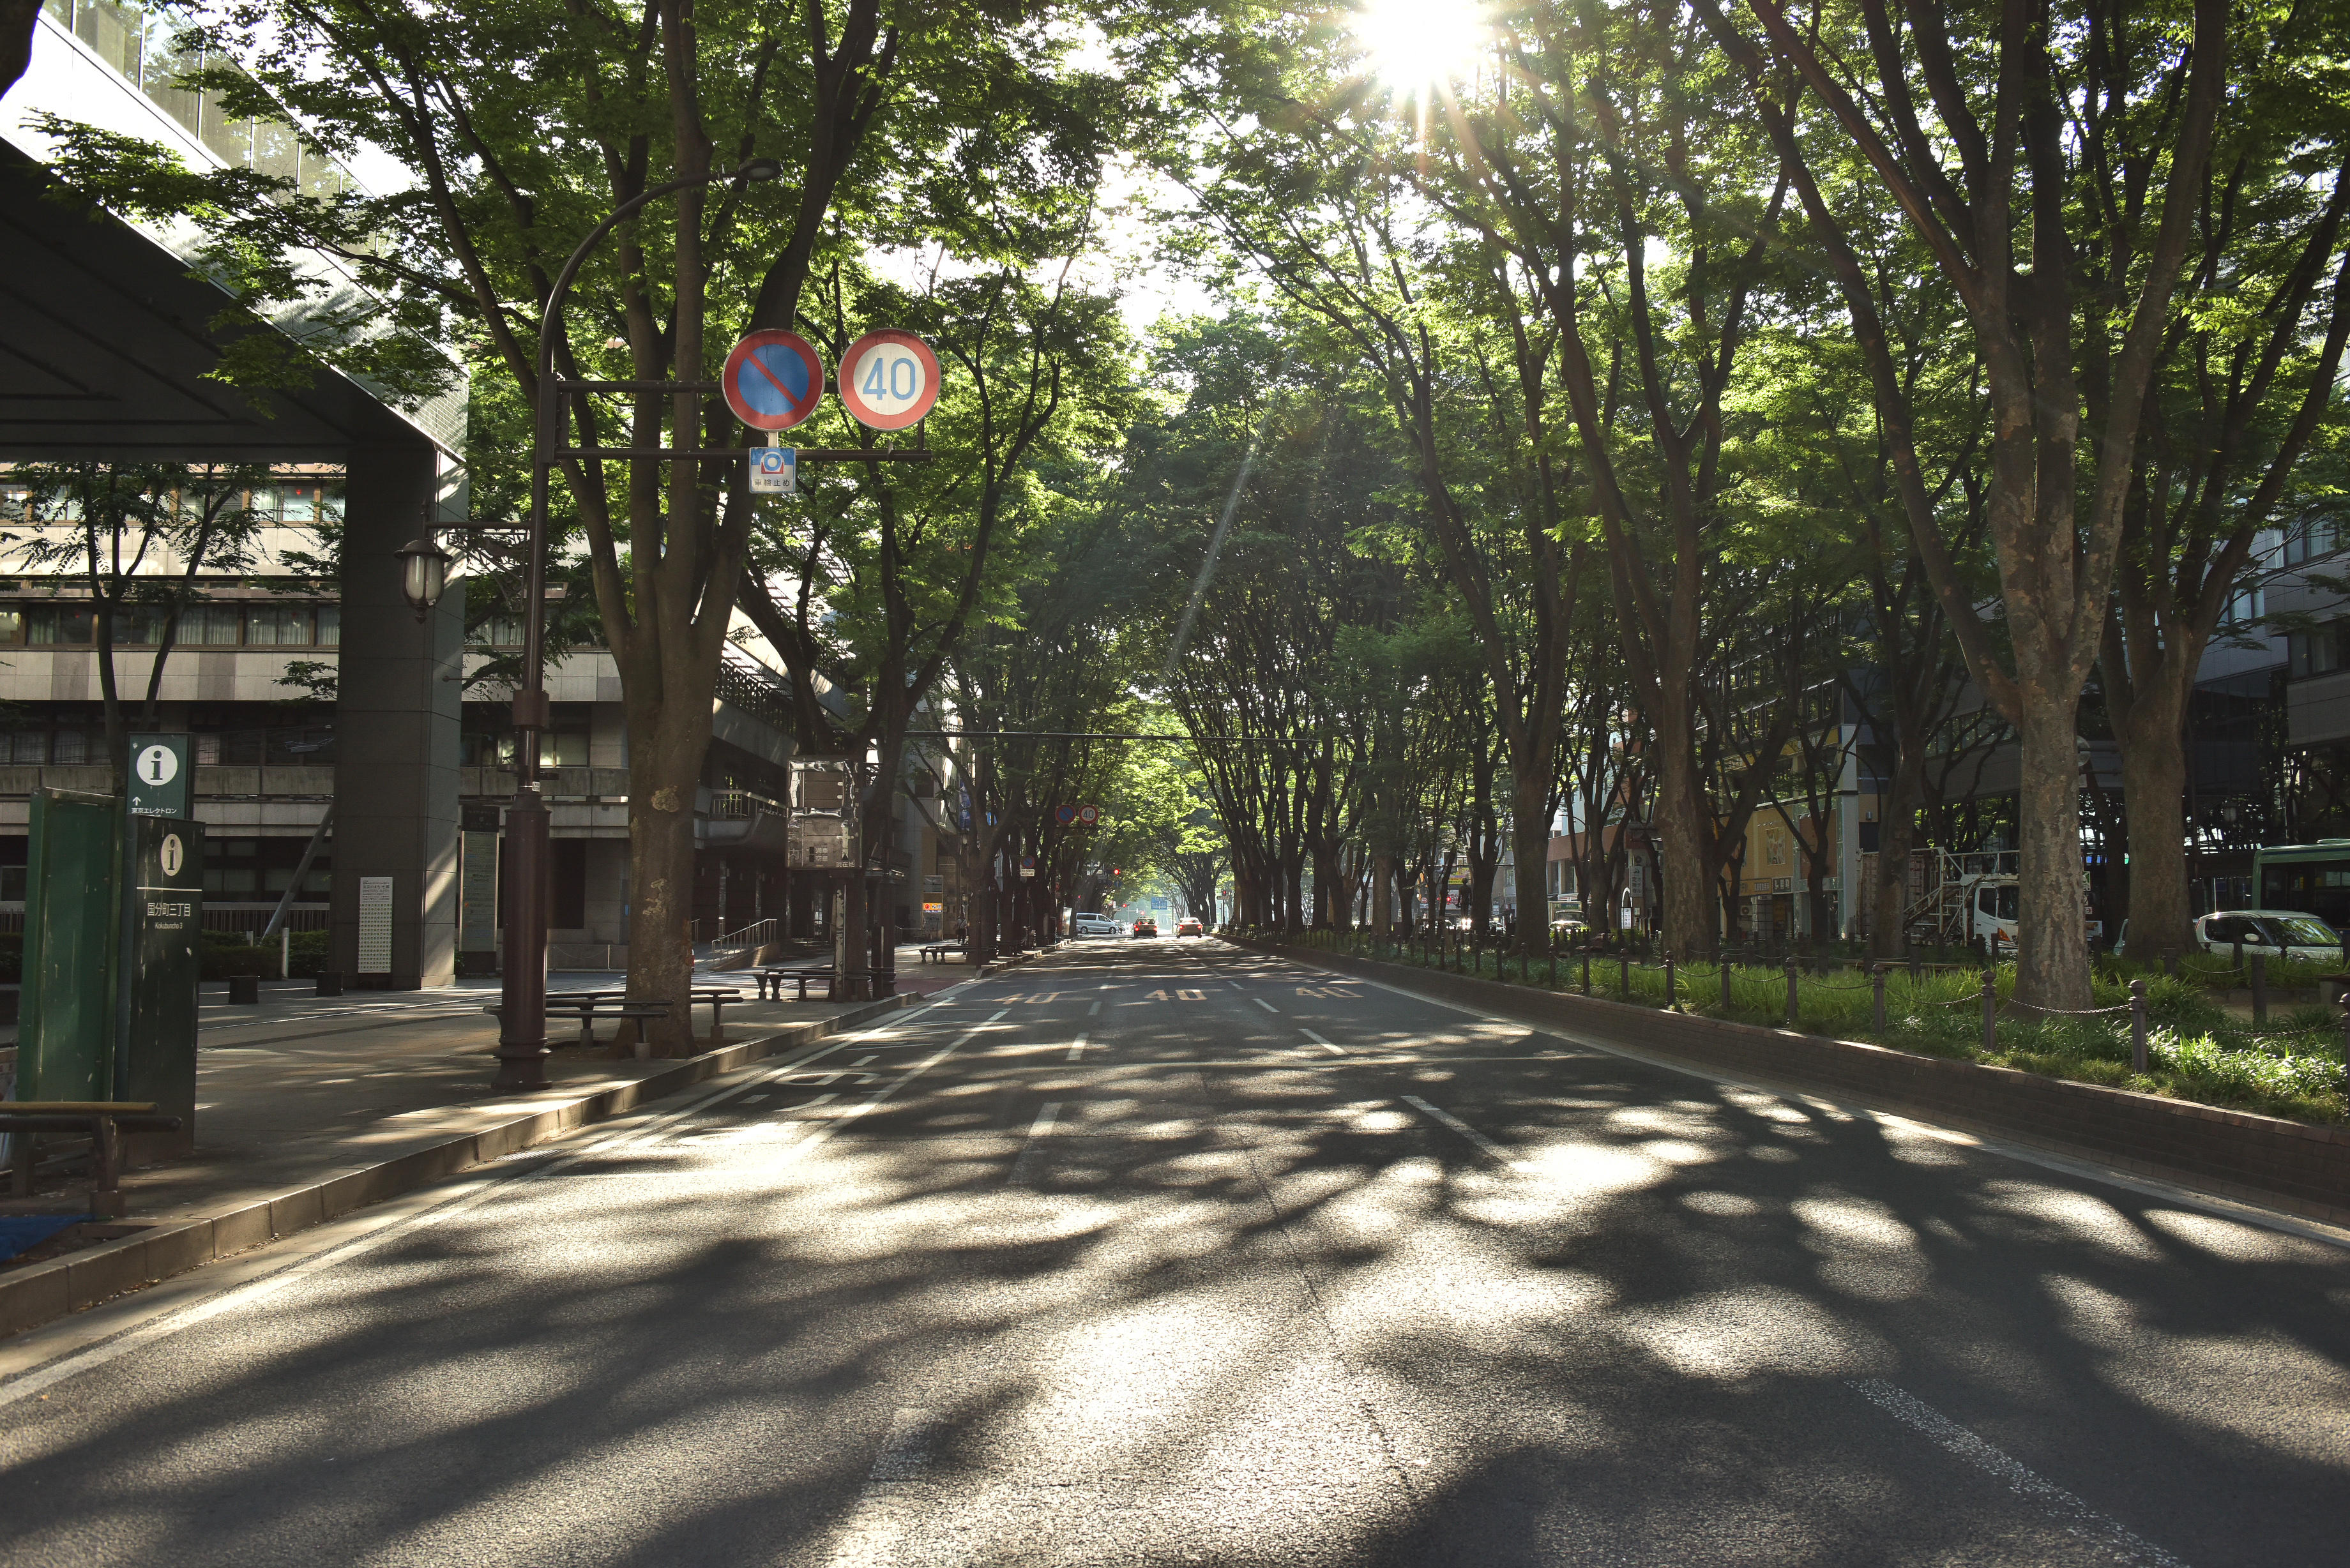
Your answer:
2251;841;2350;931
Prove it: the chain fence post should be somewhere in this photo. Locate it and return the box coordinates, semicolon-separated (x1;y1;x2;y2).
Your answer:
2130;977;2148;1074
1619;949;1630;1001
2339;983;2350;1100
1981;969;1998;1052
1872;962;1888;1032
1582;949;1591;996
2252;952;2268;1024
1664;949;1676;1011
1549;945;1558;989
1784;957;1798;1025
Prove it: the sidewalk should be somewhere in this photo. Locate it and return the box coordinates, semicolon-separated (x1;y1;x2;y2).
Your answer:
0;956;965;1337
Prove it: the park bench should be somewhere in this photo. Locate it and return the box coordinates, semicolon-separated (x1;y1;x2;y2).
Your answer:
0;1101;185;1219
918;943;964;964
753;967;837;1002
483;988;744;1048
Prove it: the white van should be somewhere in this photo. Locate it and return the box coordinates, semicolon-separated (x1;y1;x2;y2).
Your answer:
1072;914;1121;937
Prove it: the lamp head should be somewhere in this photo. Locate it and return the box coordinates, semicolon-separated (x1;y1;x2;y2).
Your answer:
738;156;784;183
396;534;454;622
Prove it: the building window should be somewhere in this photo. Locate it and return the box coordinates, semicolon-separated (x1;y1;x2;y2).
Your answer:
315;605;340;645
26;606;95;645
245;604;312;645
182;605;243;645
2284;520;2341;567
2289;621;2350;679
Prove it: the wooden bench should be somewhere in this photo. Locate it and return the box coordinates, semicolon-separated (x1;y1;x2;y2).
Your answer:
486;990;747;1048
1;1101;185;1219
753;967;837;1002
919;943;964;964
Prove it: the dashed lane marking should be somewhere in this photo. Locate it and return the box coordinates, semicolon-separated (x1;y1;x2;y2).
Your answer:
1066;1032;1089;1063
1401;1095;1520;1168
1849;1379;2188;1567
1299;1028;1344;1057
1253;997;1278;1014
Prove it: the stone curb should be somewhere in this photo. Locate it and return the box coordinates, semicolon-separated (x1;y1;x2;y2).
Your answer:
1239;939;2350;1230
0;991;920;1339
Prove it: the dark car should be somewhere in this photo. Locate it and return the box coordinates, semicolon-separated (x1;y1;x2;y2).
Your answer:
1132;918;1158;937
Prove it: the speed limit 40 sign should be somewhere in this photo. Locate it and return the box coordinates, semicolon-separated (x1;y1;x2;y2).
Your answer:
837;329;941;430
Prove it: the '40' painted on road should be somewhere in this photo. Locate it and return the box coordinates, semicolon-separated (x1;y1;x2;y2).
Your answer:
1146;989;1207;1001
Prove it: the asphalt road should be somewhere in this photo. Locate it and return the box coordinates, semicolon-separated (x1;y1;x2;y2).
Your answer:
3;939;2347;1566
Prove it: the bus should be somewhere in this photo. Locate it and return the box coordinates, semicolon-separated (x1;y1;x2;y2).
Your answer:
2250;840;2350;931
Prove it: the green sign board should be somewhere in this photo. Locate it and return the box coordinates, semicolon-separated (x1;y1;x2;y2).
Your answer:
120;816;203;1157
19;790;122;1101
127;732;192;818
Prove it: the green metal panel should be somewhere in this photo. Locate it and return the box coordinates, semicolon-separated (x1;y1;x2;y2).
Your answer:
120;817;204;1157
19;790;122;1103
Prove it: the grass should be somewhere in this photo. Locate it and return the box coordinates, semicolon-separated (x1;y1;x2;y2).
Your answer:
1262;927;2348;1125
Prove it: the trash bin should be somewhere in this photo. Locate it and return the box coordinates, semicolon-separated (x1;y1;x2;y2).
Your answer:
315;972;343;997
227;974;261;1005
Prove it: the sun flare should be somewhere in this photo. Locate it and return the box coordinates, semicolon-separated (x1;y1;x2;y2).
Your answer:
1350;0;1492;96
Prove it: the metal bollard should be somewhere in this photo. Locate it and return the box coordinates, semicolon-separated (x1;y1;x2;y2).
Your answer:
2129;977;2148;1074
1549;949;1558;988
1785;957;1799;1025
1908;946;1921;982
2252;952;2268;1024
1981;969;1998;1053
1582;950;1591;996
2233;939;2245;993
1872;962;1888;1032
1722;955;1734;1012
1664;950;1676;1011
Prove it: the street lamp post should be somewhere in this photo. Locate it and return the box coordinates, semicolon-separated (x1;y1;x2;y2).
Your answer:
492;156;782;1092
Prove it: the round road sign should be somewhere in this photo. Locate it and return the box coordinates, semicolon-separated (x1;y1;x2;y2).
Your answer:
1077;804;1100;825
722;330;826;432
136;744;179;787
837;329;941;430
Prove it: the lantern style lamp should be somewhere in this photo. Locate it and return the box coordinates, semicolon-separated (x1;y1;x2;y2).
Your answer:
396;534;453;622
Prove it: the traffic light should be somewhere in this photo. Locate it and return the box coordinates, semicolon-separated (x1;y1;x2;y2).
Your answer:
1111;866;1121;877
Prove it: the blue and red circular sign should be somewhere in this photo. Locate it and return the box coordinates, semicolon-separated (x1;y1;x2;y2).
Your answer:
837;329;942;430
722;330;825;432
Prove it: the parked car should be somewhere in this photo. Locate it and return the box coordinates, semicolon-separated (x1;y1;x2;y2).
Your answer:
1176;918;1204;937
2194;909;2342;963
1132;918;1159;937
1073;914;1121;937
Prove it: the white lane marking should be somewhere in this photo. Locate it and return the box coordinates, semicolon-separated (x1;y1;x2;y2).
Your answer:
1066;1032;1089;1063
1848;1380;2187;1567
1299;1028;1344;1056
0;999;983;1405
851;1054;878;1066
828;1407;943;1565
1088;999;1101;1016
779;1010;1008;1165
1253;997;1278;1014
1009;1101;1064;1184
1401;1095;1520;1168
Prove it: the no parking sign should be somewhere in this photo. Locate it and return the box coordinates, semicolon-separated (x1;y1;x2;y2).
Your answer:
722;330;825;432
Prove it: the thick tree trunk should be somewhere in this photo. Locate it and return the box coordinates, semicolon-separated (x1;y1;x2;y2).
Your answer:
1511;769;1552;954
1654;720;1713;958
2112;683;2195;963
1870;745;1927;960
623;706;709;1056
2013;692;2093;1003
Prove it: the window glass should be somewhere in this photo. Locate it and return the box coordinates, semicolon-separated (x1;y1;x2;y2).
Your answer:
9;732;47;765
0;610;20;643
1996;886;2019;921
184;605;241;645
2206;915;2246;943
52;731;87;766
2271;916;2337;947
245;604;312;645
315;605;340;645
194;734;222;765
27;607;95;645
276;483;323;522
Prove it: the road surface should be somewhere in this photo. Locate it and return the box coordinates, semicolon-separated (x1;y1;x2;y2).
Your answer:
3;940;2346;1565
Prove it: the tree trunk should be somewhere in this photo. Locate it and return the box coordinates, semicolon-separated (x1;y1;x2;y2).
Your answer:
1654;718;1713;958
2114;683;2194;961
1870;744;1927;960
2013;691;2093;1002
623;704;709;1056
1511;769;1551;955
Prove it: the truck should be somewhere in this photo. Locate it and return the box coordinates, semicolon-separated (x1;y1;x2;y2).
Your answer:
1904;849;2101;953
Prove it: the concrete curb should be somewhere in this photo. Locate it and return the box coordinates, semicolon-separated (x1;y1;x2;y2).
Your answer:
1238;939;2350;1230
0;991;920;1339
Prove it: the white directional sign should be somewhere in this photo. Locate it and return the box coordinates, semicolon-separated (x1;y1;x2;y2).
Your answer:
749;445;796;494
837;329;942;430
